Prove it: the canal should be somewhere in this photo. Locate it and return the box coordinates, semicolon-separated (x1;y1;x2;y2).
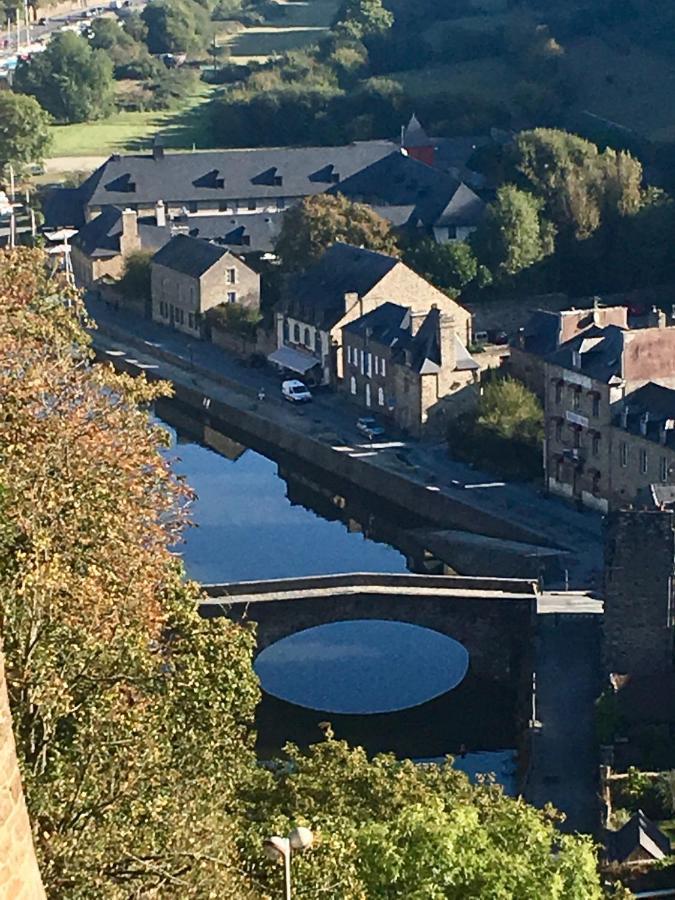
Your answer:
159;401;517;789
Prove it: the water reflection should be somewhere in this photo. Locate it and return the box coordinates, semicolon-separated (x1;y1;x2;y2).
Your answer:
163;422;407;583
255;620;470;714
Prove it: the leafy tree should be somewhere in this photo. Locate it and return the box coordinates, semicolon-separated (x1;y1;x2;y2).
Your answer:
0;248;259;897
475;185;555;278
403;239;490;295
14;32;114;123
117;249;152;298
477;376;544;444
511;129;643;239
142;0;211;54
333;0;394;40
275;193;399;270
0;91;51;174
243;735;605;899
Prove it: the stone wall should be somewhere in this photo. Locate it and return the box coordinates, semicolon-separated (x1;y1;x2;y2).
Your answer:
0;649;45;899
603;509;675;677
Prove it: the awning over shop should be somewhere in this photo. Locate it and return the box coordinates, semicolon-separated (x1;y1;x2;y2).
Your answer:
267;346;320;375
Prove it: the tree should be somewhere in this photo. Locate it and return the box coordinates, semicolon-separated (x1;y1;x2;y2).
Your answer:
242;734;605;898
117;249;152;298
0;91;51;174
477;376;544;444
403;239;487;295
333;0;394;39
14;32;114;123
510;129;643;239
476;185;555;278
142;0;211;54
0;248;259;897
275;194;399;270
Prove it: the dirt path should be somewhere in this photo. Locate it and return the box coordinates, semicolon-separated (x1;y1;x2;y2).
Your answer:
44;156;108;174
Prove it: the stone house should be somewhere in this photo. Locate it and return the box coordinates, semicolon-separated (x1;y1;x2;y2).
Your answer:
150;234;260;338
70;206;141;287
270;243;472;386
544;323;675;510
340;302;479;436
510;303;628;399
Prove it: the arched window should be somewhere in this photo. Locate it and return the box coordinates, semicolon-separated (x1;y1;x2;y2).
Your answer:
305;327;311;347
293;323;300;343
378;387;385;407
283;319;289;341
350;376;356;395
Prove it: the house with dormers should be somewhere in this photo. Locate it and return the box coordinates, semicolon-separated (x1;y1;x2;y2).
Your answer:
270;242;472;387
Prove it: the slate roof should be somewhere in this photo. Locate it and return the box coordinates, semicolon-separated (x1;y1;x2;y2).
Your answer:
77;142;395;210
614;381;675;449
152;234;232;278
330;150;485;228
517;309;562;357
343;301;478;374
402;113;432;148
281;243;399;329
72;205;125;257
42;185;86;229
606;810;671;863
547;325;626;383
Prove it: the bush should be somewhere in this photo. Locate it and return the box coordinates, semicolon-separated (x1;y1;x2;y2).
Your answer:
118;250;152;299
206;302;261;338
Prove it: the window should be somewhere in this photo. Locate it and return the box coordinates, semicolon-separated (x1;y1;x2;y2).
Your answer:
159;301;168;318
360;350;365;375
347;346;352;365
226;268;236;285
620;441;628;467
304;328;311;347
573;388;581;411
573;426;581;449
378;387;385;406
592;472;601;496
248;198;256;211
661;456;669;482
365;383;371;407
366;352;372;377
350;376;356;395
219;200;228;212
227;291;237;304
283;319;290;342
188;201;198;213
374;356;379;376
293;323;300;343
188;312;195;330
555;382;563;404
175;307;184;325
277;197;286;210
555;420;563;442
592;433;600;457
592;393;600;417
640;448;648;474
380;358;386;377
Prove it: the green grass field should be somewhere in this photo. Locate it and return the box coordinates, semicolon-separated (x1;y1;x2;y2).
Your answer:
48;82;219;158
396;57;515;104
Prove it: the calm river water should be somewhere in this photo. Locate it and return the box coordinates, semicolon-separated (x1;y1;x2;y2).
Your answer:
162;411;516;787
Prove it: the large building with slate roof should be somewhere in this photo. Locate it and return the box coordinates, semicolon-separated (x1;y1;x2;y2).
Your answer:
270;242;472;387
150;234;260;338
340;301;479;436
544;320;675;509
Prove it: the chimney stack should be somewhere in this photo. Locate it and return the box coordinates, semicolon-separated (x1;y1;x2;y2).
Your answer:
120;207;139;255
437;309;456;370
152;140;164;162
155;200;166;228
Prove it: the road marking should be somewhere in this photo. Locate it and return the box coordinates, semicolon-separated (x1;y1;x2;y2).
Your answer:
463;482;506;489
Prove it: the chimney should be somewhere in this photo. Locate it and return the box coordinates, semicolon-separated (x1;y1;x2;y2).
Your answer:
647;305;666;328
155;199;166;228
640;411;650;436
410;309;427;336
437;310;456;371
152;140;164;162
120;207;139;255
344;291;360;315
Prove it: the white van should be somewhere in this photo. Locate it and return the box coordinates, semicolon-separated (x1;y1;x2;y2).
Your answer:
281;380;312;403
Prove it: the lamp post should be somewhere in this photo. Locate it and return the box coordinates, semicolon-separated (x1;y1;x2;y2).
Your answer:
263;826;313;900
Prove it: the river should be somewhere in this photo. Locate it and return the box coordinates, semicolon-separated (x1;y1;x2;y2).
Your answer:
161;406;517;789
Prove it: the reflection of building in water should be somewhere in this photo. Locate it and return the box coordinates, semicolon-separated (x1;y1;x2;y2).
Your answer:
203;426;246;462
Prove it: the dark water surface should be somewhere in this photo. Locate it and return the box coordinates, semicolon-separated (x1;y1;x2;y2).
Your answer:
162;413;516;786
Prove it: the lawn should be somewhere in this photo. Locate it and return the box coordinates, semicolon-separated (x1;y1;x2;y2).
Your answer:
395;57;515;104
48;82;220;158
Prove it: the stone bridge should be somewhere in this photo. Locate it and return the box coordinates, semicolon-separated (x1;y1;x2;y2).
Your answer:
200;573;539;757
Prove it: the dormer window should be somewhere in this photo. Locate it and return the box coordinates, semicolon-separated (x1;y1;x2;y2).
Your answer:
251;167;282;186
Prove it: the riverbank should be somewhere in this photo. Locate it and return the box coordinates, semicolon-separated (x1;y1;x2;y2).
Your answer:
87;298;603;588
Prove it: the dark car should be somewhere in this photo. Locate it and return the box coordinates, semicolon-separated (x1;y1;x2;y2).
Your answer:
487;329;509;345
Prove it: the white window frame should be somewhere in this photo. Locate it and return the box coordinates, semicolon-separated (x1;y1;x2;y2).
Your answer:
378;387;384;406
366;352;372;377
380;357;386;377
226;268;236;285
227;291;237;304
350;376;356;395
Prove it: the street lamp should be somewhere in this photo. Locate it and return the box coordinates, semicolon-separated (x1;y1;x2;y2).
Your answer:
263;826;313;900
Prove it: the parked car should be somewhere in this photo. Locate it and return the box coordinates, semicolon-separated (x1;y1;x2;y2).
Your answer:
356;416;385;440
473;330;489;345
487;329;508;345
281;379;312;403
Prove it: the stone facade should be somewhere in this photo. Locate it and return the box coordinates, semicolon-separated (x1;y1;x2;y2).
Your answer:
71;209;141;289
151;248;260;338
0;649;45;899
342;310;478;437
603;510;675;678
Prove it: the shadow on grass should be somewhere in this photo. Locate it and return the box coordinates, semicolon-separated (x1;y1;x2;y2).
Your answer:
118;90;222;153
227;26;326;57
